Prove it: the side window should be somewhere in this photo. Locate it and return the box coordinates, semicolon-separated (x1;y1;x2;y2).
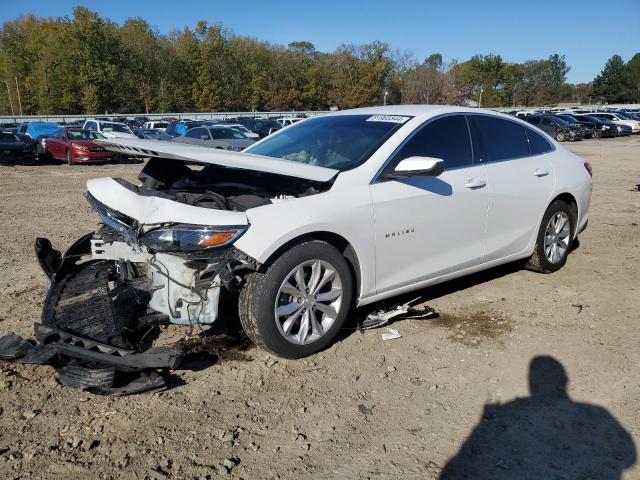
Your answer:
391;115;473;170
85;122;95;131
527;117;541;125
185;128;205;138
542;118;553;126
524;128;553;155
469;115;530;162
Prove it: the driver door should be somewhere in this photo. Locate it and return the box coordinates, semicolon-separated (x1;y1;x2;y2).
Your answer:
369;114;489;295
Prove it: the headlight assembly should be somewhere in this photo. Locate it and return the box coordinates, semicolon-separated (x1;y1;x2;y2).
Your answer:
141;224;245;252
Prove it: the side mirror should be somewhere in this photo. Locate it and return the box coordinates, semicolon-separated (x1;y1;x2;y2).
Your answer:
381;156;445;180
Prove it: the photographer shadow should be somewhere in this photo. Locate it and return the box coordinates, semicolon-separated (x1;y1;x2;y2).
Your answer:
439;356;636;480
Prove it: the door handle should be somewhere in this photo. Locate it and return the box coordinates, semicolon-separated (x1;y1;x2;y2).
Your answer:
534;168;550;177
465;178;486;189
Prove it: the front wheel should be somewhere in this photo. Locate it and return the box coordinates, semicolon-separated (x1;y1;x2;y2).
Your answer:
526;200;574;273
66;149;73;165
238;241;353;358
555;131;567;142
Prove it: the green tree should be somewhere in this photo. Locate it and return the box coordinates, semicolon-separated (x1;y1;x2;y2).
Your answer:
591;55;632;103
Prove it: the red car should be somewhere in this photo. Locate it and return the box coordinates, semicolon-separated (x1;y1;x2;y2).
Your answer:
44;127;113;164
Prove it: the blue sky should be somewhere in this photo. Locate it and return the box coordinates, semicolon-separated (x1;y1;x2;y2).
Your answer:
1;0;639;83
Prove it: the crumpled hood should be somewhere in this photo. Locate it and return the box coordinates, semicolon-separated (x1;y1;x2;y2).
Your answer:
87;177;248;226
95;138;338;182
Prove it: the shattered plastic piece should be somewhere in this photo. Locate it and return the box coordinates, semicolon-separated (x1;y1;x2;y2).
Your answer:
57;361;116;390
362;297;436;330
0;332;33;360
381;328;401;341
16;343;58;365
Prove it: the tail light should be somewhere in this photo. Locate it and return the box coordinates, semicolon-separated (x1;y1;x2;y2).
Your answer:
584;162;593;177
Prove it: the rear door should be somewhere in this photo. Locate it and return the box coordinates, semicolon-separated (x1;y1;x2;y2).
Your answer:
370;114;489;295
468;115;556;262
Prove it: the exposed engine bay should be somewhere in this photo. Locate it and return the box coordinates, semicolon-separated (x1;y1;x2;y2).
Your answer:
130;157;332;212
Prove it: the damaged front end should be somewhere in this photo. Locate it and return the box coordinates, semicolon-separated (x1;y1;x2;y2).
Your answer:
2;144;335;393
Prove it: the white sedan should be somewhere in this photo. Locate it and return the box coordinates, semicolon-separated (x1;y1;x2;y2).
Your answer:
47;106;592;359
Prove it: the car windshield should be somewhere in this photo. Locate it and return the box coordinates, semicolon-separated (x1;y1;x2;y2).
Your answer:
580;116;602;124
210;128;247;139
550;116;570;126
101;123;132;133
68;130;103;140
559;115;578;122
246;115;408;171
0;132;20;142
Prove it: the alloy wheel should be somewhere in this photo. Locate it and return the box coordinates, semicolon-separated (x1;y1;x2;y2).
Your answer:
543;211;570;264
274;259;343;345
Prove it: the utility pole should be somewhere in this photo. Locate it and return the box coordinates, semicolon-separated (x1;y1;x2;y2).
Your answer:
4;79;15;116
14;76;22;116
383;88;388;106
478;85;483;108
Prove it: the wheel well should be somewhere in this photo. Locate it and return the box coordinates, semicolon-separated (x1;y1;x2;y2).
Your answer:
262;232;362;297
551;192;578;230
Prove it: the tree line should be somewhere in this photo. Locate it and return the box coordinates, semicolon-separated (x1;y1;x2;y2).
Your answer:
1;7;638;116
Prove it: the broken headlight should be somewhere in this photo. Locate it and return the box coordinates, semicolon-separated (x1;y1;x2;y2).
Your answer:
141;225;245;252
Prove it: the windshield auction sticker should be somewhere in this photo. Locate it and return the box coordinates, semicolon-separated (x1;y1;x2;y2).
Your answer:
366;115;411;123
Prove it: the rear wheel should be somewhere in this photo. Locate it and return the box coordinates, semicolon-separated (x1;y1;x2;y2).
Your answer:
592;129;603;139
526;200;574;273
238;241;353;358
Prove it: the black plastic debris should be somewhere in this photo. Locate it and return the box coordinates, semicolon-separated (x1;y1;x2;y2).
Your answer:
0;236;185;396
0;332;33;360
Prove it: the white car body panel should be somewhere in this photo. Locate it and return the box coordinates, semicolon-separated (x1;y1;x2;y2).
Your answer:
369;164;489;295
87;177;248;226
95;138;338;182
82;119;138;139
91;105;592;312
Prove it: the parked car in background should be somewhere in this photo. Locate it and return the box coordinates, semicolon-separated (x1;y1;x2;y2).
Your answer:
135;128;173;141
553;114;596;138
276;117;303;127
215;123;259;139
25;122;62;159
142;121;169;132
55;106;591;358
0;131;34;163
523;115;583;142
573;115;618;138
44;127;113;165
234;118;282;138
82;119;138;139
588;112;640;133
165;120;203;137
172;126;256;150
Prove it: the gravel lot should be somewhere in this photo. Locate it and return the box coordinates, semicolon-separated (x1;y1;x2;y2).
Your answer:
0;136;639;479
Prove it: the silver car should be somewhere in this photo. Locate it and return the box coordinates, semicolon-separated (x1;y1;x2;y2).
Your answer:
172;126;255;151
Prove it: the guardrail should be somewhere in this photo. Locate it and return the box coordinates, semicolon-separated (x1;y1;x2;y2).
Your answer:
0;111;330;123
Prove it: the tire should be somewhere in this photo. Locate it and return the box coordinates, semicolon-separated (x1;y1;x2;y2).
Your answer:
592;129;603;139
555;131;567;142
66;149;73;165
238;241;353;359
526;200;574;273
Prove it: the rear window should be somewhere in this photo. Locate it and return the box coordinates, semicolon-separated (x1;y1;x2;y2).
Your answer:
469;115;530;162
524;128;553;155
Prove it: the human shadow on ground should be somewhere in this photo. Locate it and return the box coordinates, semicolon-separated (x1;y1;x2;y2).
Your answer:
439;356;636;480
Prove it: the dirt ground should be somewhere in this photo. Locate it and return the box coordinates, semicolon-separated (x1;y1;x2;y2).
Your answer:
0;136;639;480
